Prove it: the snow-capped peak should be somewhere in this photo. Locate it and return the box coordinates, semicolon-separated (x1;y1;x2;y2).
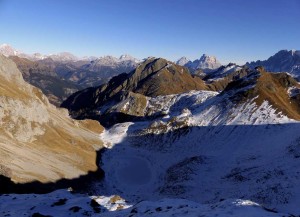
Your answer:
119;54;140;63
48;52;79;62
185;54;222;72
119;54;133;60
199;54;218;63
0;43;21;57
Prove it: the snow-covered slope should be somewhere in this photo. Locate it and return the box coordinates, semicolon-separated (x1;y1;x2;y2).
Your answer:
0;189;288;217
102;198;286;217
204;63;243;81
95;70;300;215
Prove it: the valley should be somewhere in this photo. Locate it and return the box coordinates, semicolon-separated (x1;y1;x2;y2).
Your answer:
1;46;300;217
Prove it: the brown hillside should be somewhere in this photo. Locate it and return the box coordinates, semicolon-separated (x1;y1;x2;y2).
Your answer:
224;67;300;120
0;55;103;184
9;56;79;106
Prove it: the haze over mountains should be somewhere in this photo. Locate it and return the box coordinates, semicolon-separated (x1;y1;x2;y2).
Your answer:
0;44;140;105
3;43;300;109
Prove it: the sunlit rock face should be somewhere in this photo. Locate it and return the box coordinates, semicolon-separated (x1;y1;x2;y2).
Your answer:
0;54;103;184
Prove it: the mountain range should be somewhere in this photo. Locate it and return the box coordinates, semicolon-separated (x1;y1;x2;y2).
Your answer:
1;44;300;216
0;44;140;105
61;56;300;215
176;54;222;73
247;49;300;79
61;58;252;126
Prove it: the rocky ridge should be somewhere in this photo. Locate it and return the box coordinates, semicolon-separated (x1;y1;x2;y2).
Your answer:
61;57;209;125
247;49;300;79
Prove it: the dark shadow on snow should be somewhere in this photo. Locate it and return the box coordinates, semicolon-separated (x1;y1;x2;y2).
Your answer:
2;121;300;215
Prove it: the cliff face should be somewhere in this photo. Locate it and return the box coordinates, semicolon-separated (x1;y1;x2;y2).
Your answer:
0;55;103;184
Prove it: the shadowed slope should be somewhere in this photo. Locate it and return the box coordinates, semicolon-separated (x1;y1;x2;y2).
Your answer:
9;56;80;106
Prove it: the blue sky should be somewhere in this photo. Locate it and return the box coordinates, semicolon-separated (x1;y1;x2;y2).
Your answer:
0;0;299;64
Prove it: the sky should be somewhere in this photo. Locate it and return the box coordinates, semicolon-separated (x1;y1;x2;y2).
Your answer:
0;0;299;64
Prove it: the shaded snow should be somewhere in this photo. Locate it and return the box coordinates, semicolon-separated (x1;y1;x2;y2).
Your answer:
0;190;288;217
0;190;131;217
97;90;300;215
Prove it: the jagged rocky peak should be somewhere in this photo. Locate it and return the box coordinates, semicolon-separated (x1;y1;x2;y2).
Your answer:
179;53;222;73
247;49;300;79
176;56;191;66
0;54;103;183
119;54;140;62
200;54;219;63
193;54;222;70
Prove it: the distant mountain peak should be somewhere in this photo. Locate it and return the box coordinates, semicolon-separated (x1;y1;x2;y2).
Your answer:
62;57;208;126
48;52;79;62
119;54;132;59
176;56;191;66
199;54;218;61
0;43;140;63
0;43;10;47
246;49;300;79
185;54;222;72
0;43;21;57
